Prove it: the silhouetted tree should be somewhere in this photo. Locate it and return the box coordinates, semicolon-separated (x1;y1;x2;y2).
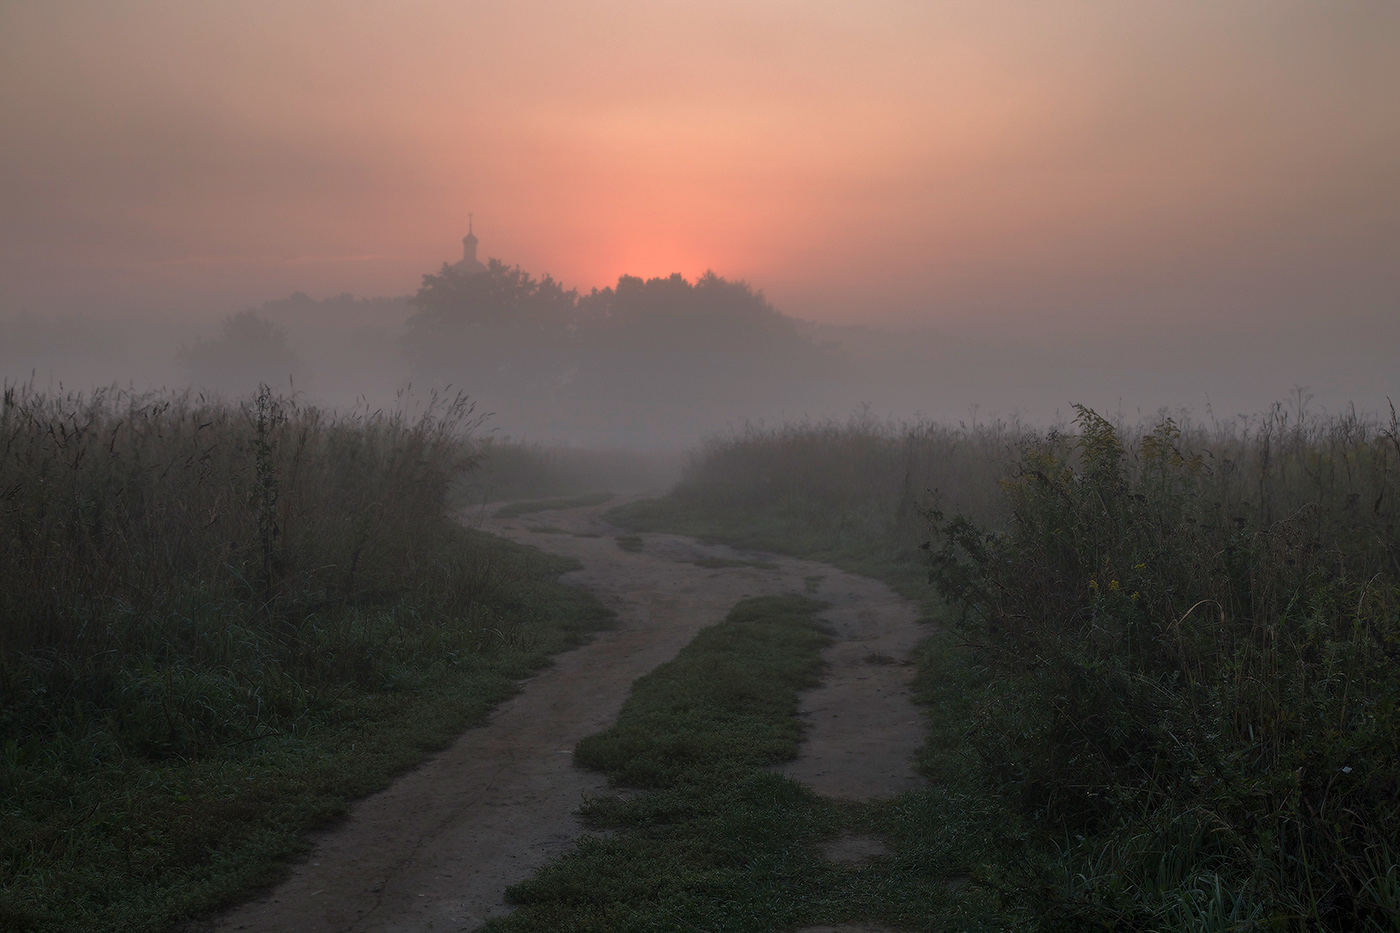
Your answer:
579;271;803;355
402;259;577;370
179;309;303;397
572;272;825;443
401;259;579;432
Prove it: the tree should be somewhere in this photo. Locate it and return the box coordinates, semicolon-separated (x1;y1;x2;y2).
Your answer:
571;272;825;444
401;259;580;434
402;258;577;372
179;309;303;397
579;271;802;355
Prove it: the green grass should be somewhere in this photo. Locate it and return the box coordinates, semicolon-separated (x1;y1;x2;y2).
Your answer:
609;403;1400;931
0;531;612;933
0;384;615;932
484;596;1007;933
494;492;616;518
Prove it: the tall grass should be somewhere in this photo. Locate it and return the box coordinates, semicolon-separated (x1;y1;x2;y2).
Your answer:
613;410;1022;586
0;384;500;751
927;403;1400;929
632;400;1400;931
0;382;612;930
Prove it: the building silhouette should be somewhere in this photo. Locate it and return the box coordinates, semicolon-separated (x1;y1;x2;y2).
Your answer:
457;215;486;275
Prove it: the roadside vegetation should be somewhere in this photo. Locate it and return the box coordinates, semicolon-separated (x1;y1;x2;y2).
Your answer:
0;383;611;932
485;595;1002;932
609;410;1021;593
612;400;1400;931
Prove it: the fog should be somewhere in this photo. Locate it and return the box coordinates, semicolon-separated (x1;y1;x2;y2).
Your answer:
2;2;1397;445
3;233;1395;448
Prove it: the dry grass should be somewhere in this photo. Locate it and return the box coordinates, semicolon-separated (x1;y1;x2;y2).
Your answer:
0;381;612;930
623;399;1400;931
927;402;1400;929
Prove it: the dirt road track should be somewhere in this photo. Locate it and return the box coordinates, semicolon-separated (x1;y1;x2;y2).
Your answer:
209;499;927;932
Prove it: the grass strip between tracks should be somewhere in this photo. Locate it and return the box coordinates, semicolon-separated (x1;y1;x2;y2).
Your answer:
484;594;1006;933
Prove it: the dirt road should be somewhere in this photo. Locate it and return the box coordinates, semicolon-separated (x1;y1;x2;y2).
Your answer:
210;499;927;932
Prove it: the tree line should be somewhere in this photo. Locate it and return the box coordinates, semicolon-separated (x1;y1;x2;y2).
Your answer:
183;259;836;444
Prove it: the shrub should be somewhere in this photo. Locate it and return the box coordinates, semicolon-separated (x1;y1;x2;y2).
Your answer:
926;404;1400;929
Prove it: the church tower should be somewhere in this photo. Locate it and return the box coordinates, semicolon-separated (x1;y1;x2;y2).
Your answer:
458;215;486;274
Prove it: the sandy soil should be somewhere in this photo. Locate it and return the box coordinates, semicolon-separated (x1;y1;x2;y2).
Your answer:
207;499;927;932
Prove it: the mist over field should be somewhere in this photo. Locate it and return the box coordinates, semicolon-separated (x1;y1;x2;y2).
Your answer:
3;2;1397;445
6;6;1400;929
2;242;1396;448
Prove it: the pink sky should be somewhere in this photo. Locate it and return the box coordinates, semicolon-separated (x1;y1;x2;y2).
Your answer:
2;1;1397;335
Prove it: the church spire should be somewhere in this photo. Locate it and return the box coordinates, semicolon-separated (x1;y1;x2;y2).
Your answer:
459;216;485;274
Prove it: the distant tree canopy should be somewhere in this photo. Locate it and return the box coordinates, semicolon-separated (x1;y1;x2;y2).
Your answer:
398;258;827;443
579;272;802;355
404;259;577;364
179;309;303;397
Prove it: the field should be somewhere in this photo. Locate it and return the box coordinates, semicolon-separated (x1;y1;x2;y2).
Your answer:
611;401;1400;930
6;381;1399;932
0;384;611;931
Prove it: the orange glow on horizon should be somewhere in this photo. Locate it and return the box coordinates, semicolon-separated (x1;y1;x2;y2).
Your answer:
0;1;1396;332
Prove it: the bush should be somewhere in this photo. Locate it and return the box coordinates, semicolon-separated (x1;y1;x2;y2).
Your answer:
927;404;1400;929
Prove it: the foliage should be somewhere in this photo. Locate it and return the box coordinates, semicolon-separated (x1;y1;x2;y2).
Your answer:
926;403;1400;929
610;411;1021;593
0;382;612;931
404;259;579;354
612;400;1400;931
401;260;828;445
178;309;304;397
578;271;802;355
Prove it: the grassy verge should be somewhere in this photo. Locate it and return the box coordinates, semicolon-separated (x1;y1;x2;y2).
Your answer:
484;596;1005;932
609;404;1400;931
2;535;611;933
494;492;616;518
0;385;613;932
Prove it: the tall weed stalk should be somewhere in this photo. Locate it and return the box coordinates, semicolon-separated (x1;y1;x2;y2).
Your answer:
927;403;1400;930
0;381;493;758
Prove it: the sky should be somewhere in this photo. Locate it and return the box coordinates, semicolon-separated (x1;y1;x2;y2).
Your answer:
2;2;1397;347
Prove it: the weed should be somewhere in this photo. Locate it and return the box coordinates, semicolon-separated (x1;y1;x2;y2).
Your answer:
612;401;1400;932
0;382;613;930
925;404;1400;929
